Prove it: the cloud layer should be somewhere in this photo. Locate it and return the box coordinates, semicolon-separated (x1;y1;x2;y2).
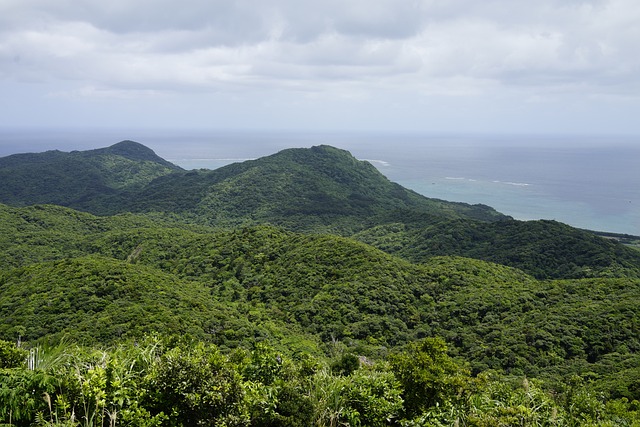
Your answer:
1;0;640;132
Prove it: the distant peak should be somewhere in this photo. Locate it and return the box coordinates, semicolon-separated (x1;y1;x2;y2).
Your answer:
276;145;356;161
101;141;181;169
310;145;349;154
107;140;154;156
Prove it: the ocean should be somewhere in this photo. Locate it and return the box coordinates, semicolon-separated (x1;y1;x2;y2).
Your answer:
1;129;639;236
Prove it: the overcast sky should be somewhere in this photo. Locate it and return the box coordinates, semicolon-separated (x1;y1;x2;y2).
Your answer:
1;0;640;134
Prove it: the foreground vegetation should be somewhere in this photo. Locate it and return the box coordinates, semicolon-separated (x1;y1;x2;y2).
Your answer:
2;336;640;426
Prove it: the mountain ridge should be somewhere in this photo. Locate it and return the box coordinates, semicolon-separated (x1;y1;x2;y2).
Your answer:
0;141;509;227
0;140;183;208
94;139;181;167
1;141;639;279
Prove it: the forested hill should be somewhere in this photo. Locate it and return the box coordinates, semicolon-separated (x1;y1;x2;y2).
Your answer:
110;145;508;227
0;140;182;208
3;141;640;424
1;142;639;279
2;204;640;409
0;143;507;225
354;216;640;279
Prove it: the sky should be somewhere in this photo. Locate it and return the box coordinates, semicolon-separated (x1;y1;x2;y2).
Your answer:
1;0;640;134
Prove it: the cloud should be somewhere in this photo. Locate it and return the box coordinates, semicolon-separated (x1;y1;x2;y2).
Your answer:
1;0;639;132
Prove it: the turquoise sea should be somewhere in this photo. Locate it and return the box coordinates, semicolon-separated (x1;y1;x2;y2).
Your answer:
1;129;639;236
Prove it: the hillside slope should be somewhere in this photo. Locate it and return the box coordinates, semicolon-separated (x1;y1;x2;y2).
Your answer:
2;206;640;398
355;217;640;279
106;145;507;229
0;256;215;342
1;142;639;279
0;140;182;208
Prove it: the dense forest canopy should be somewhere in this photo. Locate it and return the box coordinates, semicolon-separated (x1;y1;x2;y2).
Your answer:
1;141;640;425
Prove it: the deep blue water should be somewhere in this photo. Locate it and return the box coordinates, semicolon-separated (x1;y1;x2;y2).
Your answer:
1;129;639;235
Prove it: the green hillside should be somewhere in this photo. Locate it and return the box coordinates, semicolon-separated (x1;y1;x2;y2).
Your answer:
0;140;182;208
86;224;640;388
100;145;507;229
0;256;215;342
2;142;640;425
355;217;640;279
1;203;639;398
0;204;153;268
3;142;639;279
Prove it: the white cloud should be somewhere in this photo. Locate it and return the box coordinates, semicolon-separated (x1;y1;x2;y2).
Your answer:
1;0;639;132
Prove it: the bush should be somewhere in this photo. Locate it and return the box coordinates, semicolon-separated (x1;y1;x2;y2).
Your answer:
143;343;247;426
0;339;27;369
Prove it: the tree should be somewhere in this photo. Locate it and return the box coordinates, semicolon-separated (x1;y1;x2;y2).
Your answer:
143;343;247;426
389;337;470;418
0;339;27;369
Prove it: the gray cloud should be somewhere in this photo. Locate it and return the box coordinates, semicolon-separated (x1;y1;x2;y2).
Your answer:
1;0;639;132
